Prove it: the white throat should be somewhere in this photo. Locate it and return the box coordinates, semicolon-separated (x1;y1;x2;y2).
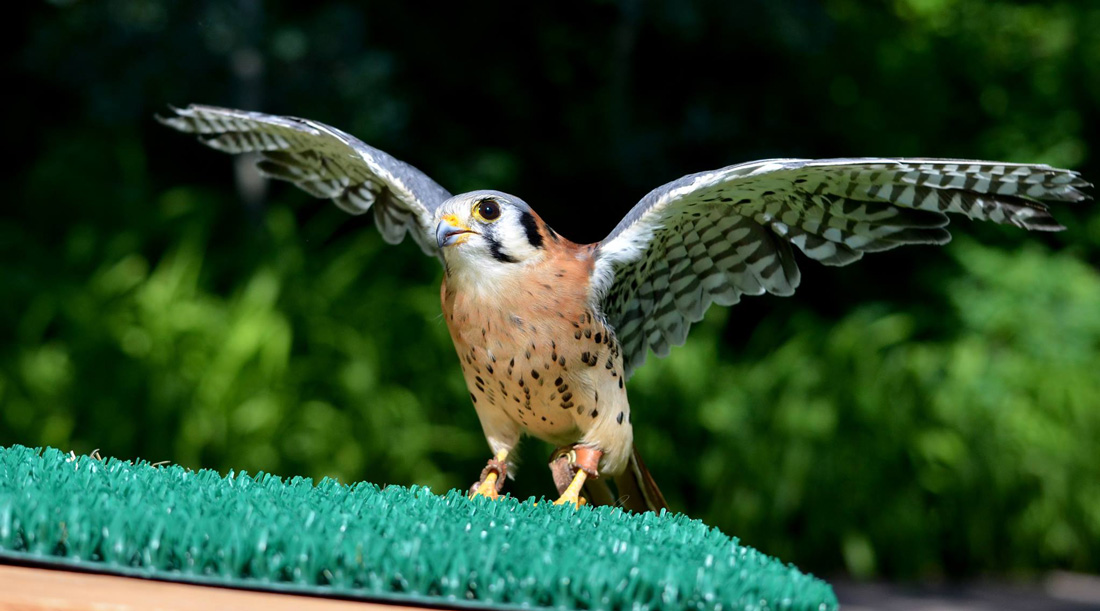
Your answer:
444;251;545;303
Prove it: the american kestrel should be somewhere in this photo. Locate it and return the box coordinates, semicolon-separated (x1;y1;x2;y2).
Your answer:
160;105;1090;511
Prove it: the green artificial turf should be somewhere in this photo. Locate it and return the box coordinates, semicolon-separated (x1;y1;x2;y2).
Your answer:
0;445;836;610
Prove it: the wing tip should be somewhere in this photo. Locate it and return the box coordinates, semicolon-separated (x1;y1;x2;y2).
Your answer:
1021;219;1067;232
1064;185;1093;202
154;104;193;132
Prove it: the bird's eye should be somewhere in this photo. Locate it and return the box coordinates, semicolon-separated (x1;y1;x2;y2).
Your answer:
474;199;501;222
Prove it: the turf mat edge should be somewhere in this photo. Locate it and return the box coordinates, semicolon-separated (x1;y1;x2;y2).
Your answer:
0;445;837;610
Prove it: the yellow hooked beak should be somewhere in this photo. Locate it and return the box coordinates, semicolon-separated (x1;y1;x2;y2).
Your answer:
436;214;476;249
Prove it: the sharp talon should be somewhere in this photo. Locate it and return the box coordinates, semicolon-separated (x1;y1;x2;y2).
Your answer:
470;450;509;500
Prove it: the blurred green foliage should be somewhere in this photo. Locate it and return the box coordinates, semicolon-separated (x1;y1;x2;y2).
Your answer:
3;0;1099;579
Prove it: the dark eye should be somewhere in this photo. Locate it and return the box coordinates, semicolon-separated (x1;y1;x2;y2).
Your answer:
475;199;501;221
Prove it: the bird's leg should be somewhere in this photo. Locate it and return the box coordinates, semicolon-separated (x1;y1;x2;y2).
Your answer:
469;449;509;500
551;445;602;507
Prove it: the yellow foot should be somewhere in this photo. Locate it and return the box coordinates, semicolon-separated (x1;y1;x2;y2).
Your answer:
469;449;509;500
552;469;589;507
471;473;501;499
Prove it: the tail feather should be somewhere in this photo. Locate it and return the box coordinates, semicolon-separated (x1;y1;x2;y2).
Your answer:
582;446;668;513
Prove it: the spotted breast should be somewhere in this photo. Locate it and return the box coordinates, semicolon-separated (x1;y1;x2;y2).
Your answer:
440;235;634;477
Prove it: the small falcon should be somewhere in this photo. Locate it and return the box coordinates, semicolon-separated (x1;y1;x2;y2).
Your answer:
160;104;1090;511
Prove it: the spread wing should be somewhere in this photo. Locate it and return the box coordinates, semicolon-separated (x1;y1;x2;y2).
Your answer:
591;158;1091;378
158;104;451;257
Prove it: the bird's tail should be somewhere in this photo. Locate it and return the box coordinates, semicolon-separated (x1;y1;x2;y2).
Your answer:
582;445;668;513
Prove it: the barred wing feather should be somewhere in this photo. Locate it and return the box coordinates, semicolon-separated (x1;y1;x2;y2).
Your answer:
158;104;451;257
592;158;1090;378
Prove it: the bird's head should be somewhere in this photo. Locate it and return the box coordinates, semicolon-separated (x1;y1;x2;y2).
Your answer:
435;191;552;284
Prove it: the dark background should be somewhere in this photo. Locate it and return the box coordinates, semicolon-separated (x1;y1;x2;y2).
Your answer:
4;0;1099;581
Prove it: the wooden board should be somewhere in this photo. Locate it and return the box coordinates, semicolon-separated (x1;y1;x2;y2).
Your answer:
0;565;427;610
